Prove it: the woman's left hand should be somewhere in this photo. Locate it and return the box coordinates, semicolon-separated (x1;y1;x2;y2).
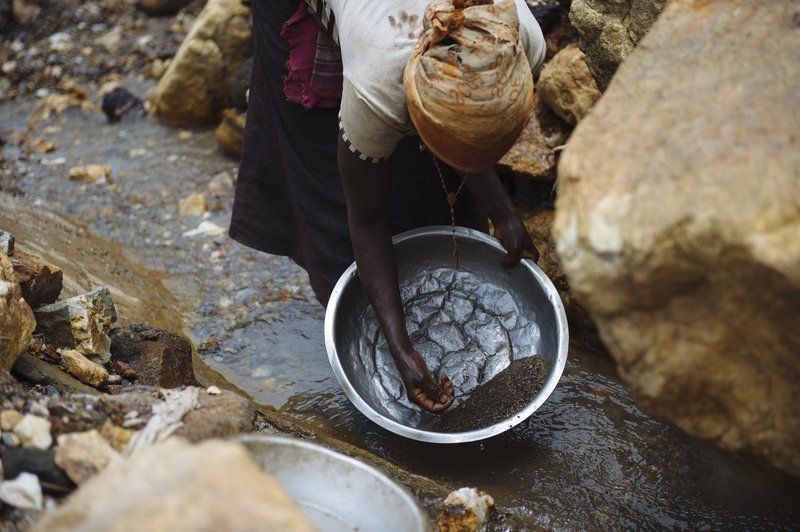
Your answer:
493;215;540;268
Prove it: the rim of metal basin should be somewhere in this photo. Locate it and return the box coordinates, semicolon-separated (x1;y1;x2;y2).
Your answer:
236;434;428;531
324;225;570;444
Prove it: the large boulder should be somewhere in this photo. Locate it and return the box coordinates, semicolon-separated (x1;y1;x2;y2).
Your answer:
31;439;314;531
148;0;252;125
569;0;667;90
553;0;800;476
0;251;35;372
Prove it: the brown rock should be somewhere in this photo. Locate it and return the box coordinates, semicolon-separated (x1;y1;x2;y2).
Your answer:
215;108;246;159
31;439;315;532
0;250;36;372
554;0;800;477
178;193;208;217
497;94;570;181
109;324;196;388
0;193;184;335
149;0;253;125
109;360;137;381
68;164;111;183
61;349;109;388
10;248;63;308
538;43;601;125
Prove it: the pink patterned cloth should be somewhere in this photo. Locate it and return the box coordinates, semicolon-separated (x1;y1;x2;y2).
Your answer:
281;2;342;109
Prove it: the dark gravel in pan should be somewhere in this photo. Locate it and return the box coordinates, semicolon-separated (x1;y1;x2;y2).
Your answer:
436;354;547;432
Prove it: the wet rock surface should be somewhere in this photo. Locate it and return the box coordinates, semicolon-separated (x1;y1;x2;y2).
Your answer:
555;0;800;477
497;93;570;183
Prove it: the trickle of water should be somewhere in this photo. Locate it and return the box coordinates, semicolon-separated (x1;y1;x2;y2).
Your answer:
432;155;468;269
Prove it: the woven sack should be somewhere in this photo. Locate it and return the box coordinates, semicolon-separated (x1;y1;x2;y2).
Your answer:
404;0;534;173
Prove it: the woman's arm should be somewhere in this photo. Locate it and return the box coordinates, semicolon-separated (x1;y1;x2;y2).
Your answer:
337;137;454;413
464;167;540;266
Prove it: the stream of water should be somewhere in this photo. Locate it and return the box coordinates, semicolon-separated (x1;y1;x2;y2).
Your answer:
2;93;798;530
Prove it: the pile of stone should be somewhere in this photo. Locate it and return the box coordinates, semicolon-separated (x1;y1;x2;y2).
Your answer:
0;231;258;526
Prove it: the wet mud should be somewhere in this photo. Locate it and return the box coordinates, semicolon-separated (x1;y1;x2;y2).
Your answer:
436;355;547;432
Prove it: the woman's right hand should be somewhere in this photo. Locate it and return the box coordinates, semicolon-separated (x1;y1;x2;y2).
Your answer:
393;349;454;413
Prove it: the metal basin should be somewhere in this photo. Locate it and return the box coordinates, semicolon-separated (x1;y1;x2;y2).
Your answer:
325;226;569;443
237;435;428;531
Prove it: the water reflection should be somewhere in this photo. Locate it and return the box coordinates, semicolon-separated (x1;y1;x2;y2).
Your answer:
281;346;800;530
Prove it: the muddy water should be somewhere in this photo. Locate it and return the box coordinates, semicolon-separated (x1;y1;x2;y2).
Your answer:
2;94;799;529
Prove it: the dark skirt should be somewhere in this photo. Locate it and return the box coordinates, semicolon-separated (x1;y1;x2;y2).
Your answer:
228;0;488;306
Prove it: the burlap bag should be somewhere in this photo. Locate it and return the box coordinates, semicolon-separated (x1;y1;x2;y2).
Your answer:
404;0;534;173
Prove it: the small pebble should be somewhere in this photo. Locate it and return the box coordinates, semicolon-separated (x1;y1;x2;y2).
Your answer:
206;386;221;395
13;415;53;450
2;432;21;447
0;410;23;431
28;402;49;417
0;472;43;511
